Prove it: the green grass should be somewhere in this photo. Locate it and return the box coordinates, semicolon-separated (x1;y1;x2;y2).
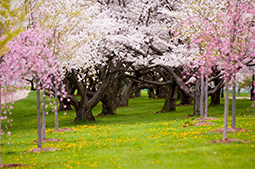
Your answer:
1;91;255;169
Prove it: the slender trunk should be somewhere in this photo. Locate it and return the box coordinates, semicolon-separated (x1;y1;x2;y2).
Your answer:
223;77;229;141
205;75;208;118
36;89;42;148
42;90;46;139
193;80;201;115
231;76;236;129
200;75;205;122
54;88;58;130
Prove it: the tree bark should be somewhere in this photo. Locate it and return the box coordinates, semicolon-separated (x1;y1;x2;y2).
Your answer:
178;88;192;105
223;77;229;141
200;75;205;122
210;89;221;106
135;90;141;97
147;88;155;98
120;81;133;107
42;90;46;139
97;93;117;116
155;84;177;113
36;89;42;148
205;75;208;118
231;76;236;129
156;86;166;99
193;80;201;115
54;88;58;130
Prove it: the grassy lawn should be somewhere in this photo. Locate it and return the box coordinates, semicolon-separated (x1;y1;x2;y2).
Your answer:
1;91;255;168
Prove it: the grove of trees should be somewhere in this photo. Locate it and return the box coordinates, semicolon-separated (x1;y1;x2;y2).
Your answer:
1;0;254;158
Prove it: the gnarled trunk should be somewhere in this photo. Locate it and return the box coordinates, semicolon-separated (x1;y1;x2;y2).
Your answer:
74;106;95;122
147;88;155;98
210;90;221;106
156;86;166;99
97;93;117;116
155;84;177;113
120;81;133;107
178;89;192;105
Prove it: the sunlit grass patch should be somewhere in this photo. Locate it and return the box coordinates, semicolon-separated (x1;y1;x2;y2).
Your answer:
1;91;255;168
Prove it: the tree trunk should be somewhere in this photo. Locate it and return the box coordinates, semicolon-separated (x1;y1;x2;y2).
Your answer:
97;93;117;116
205;75;208;118
223;77;229;141
135;90;141;97
178;89;192;105
156;86;166;99
155;84;177;113
58;78;75;111
58;98;72;111
120;82;133;107
210;89;221;106
36;89;42;148
74;106;95;122
42;90;46;139
148;88;155;99
231;76;236;129
200;75;205;122
54;88;58;130
193;80;201;115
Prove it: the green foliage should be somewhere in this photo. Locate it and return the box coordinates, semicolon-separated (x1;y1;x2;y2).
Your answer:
0;0;26;56
1;92;255;168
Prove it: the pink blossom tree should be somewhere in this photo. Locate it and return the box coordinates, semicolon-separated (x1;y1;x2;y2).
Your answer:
185;0;255;140
4;26;65;148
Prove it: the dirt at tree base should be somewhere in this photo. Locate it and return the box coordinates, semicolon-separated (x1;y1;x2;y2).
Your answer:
194;117;219;121
0;164;26;168
53;128;75;133
29;147;59;153
207;128;250;133
193;121;215;126
207;138;251;144
33;138;63;143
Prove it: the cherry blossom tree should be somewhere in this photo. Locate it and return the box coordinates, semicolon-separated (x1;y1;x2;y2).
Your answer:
4;26;65;148
29;0;187;121
182;0;255;140
0;0;27;165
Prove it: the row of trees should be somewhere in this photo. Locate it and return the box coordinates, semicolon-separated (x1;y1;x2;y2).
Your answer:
1;0;254;153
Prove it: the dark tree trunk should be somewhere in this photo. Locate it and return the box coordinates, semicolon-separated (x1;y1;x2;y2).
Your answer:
97;93;117;116
120;81;133;107
209;77;222;106
210;88;221;106
148;88;155;98
58;78;75;111
156;86;166;99
58;98;73;111
135;90;141;97
155;84;177;113
178;89;192;105
74;106;95;122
